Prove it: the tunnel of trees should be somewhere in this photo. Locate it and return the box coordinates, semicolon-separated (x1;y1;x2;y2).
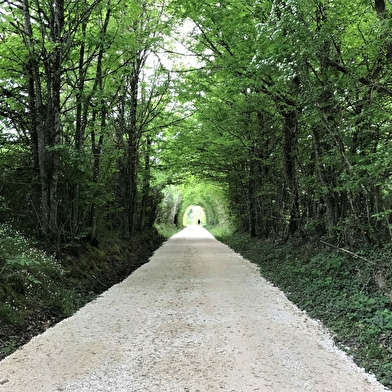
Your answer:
1;0;392;247
4;0;392;382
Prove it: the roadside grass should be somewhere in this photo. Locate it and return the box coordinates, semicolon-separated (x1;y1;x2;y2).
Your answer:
216;232;392;388
0;223;76;328
205;224;233;239
154;223;179;239
0;223;164;359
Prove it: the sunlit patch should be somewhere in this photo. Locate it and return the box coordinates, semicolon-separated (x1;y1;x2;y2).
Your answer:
171;225;215;240
182;205;206;226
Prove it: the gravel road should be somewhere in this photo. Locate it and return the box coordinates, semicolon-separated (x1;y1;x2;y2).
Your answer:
0;226;389;391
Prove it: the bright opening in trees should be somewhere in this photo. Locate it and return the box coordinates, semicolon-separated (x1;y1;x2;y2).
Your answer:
183;205;206;226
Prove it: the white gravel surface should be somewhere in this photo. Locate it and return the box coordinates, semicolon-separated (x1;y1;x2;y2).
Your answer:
0;226;389;391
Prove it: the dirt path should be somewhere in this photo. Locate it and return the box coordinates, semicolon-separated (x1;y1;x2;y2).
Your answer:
0;226;388;391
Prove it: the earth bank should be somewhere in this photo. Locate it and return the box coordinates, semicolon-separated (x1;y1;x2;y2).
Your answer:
0;229;164;360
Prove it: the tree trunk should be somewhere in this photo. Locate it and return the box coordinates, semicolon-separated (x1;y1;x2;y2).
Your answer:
374;0;392;62
70;20;88;236
139;137;152;232
283;108;300;237
22;0;63;238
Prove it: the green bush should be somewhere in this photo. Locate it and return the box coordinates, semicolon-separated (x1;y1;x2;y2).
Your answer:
0;224;77;326
154;223;179;238
0;224;164;359
207;224;235;239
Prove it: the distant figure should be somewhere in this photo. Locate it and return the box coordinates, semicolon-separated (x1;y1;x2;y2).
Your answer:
197;219;200;225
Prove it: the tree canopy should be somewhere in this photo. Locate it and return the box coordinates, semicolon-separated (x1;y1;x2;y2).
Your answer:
1;0;392;247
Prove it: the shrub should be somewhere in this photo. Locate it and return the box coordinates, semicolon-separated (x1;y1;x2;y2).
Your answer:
0;224;75;326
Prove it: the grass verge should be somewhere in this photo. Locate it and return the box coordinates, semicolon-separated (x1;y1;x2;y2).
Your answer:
0;224;164;360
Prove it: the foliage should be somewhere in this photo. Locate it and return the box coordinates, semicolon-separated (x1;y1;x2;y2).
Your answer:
2;0;392;383
0;223;164;358
156;178;233;232
154;222;179;239
0;0;180;242
1;0;390;245
219;232;392;388
0;224;73;326
207;223;235;240
163;0;392;245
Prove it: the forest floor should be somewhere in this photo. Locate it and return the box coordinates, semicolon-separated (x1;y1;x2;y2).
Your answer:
0;226;388;391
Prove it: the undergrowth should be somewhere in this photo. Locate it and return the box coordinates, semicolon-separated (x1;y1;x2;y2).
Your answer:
206;224;233;239
154;222;179;238
216;232;392;388
0;223;164;359
0;224;78;328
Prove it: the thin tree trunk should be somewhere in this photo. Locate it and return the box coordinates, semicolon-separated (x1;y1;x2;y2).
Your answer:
22;0;57;237
139;137;152;232
283;108;300;237
374;0;392;62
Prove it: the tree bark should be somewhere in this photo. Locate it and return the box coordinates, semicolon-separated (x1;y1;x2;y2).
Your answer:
139;137;152;232
22;0;63;238
374;0;392;62
283;108;300;237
